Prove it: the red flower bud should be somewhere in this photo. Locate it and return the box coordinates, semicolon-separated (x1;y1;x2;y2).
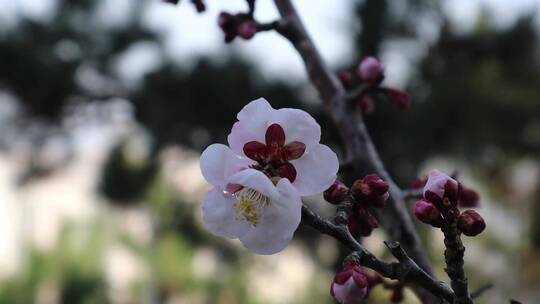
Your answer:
331;262;368;304
357;56;384;85
358;95;375;114
217;12;239;43
458;210;486;236
351;174;389;208
338;71;354;90
237;20;257;40
458;183;480;207
386;88;410;110
414;199;443;228
324;180;349;205
349;208;379;237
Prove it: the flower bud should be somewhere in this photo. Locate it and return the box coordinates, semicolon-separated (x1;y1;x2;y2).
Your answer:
386;88;410;110
357;95;375;114
414;199;443;228
458;210;486;236
217;12;238;43
424;170;458;209
331;262;368;304
348;207;379;237
338;71;354;90
357;56;384;85
458;183;480;207
237;20;257;39
351;174;389;208
324;180;349;205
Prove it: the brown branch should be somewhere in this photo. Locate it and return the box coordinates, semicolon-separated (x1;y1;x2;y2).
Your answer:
272;1;438;302
301;205;455;303
441;214;472;303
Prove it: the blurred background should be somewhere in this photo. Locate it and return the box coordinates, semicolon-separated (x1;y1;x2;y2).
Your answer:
0;0;539;303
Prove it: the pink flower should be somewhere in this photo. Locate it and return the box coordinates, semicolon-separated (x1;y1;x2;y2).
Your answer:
331;261;369;304
200;98;339;254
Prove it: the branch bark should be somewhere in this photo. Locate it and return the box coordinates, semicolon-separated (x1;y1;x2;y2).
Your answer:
272;0;439;302
442;215;472;303
301;205;455;303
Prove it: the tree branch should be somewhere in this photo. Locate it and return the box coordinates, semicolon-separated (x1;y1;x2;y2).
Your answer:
272;1;438;301
441;215;472;303
301;205;455;303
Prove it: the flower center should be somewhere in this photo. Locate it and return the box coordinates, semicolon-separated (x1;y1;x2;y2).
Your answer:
242;123;306;183
233;187;270;226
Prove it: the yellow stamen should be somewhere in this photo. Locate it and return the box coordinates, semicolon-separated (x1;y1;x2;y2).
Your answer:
233;188;270;226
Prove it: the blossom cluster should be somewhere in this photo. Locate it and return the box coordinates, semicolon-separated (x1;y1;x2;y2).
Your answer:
414;170;486;236
339;57;411;113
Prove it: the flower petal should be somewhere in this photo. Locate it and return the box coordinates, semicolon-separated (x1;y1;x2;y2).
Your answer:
290;144;339;196
227;168;279;201
243;141;267;161
239;178;302;254
272;107;321;152
283;141;306;161
423;169;457;199
202;187;251;238
228;98;274;156
200;144;252;188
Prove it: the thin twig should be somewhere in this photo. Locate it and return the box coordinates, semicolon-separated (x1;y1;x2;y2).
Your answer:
301;205;455;303
441;214;472;303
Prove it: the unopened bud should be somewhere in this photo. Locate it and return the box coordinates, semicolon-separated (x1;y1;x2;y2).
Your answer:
458;210;486;236
331;261;368;304
237;20;257;39
458;183;480;207
386;88;411;110
424;169;458;210
351;174;389;208
338;71;354;90
324;180;349;205
358;95;375;114
357;56;384;85
414;199;443;228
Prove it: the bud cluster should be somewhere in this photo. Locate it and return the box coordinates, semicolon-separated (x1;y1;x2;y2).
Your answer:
323;174;390;238
411;173;480;208
218;12;258;43
338;56;411;114
414;170;486;237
